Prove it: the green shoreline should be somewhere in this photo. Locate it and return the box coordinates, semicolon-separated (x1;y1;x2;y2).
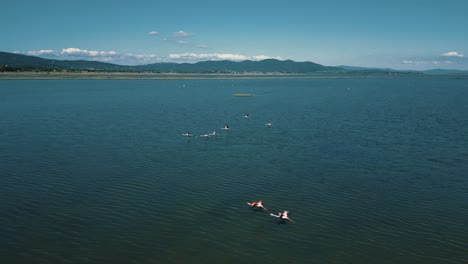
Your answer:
0;71;430;80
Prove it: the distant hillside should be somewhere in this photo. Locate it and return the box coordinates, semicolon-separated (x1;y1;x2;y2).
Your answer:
337;65;421;74
339;65;468;75
0;51;133;71
337;65;395;72
135;59;341;73
423;69;468;74
0;51;341;73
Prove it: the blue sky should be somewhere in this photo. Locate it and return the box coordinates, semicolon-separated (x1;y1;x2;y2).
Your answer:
2;0;468;70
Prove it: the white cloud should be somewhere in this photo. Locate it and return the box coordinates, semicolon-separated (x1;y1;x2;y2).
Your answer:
147;31;159;35
61;48;117;57
26;50;58;56
197;45;208;48
402;60;430;65
176;41;190;44
168;53;245;61
121;53;161;65
24;48;161;65
61;48;83;55
252;55;278;60
401;51;466;69
173;30;193;37
167;53;280;62
441;51;464;57
211;53;248;60
21;48;281;65
402;60;452;66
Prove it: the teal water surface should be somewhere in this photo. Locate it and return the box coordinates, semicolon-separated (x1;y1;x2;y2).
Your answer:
1;76;467;263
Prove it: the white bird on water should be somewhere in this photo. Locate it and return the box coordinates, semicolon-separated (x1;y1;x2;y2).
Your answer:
270;210;294;222
182;132;193;137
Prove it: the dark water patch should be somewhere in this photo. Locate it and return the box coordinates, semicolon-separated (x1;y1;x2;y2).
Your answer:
1;77;468;263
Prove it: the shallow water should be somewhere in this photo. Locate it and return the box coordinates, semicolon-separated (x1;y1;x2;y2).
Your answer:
1;76;467;263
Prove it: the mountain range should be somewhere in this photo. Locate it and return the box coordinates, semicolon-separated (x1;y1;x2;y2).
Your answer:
1;51;467;74
0;51;340;73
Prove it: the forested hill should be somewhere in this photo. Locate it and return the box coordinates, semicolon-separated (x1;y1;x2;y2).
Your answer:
0;52;132;72
0;51;341;73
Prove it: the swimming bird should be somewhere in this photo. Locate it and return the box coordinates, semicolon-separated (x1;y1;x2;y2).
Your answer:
200;134;210;138
270;210;294;222
265;122;272;127
209;131;219;136
221;124;230;130
243;114;249;118
182;132;193;137
247;200;267;211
